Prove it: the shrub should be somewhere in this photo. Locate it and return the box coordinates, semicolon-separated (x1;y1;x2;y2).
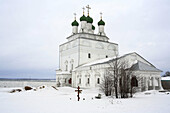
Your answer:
24;86;32;91
10;89;22;93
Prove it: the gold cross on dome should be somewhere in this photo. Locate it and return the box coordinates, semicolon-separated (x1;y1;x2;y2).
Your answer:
74;13;76;20
86;5;91;16
82;7;85;15
100;12;103;19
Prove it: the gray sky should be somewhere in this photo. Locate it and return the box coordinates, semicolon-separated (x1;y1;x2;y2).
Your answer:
0;0;169;79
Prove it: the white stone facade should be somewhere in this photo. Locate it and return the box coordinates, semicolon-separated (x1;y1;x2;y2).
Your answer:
56;32;118;87
70;52;162;91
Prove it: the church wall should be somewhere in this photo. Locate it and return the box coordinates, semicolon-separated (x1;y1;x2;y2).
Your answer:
59;39;79;72
79;38;118;65
132;71;162;91
59;34;118;72
73;61;162;90
72;64;108;88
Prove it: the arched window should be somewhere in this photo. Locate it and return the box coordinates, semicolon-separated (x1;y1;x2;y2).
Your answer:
70;59;74;71
87;78;90;84
66;65;68;71
65;61;68;71
97;78;100;84
88;53;91;58
71;64;73;70
106;55;108;58
79;78;81;84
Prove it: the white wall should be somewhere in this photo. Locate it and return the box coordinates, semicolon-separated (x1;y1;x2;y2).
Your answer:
59;33;118;71
59;39;79;72
79;38;118;65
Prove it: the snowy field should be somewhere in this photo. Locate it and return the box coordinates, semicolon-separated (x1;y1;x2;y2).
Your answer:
0;86;170;113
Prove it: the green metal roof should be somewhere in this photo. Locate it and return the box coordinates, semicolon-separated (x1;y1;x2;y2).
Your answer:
86;16;93;23
98;19;105;26
71;20;79;26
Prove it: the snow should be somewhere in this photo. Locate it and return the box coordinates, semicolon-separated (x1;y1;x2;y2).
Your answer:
162;77;170;80
0;87;170;113
80;57;115;68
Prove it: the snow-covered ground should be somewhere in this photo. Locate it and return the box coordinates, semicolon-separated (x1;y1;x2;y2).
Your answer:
0;79;56;88
0;86;170;113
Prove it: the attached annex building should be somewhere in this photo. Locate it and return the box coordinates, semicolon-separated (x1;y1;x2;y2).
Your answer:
56;6;162;91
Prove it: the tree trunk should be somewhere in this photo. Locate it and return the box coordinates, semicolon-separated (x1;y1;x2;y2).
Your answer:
115;85;118;98
130;86;133;98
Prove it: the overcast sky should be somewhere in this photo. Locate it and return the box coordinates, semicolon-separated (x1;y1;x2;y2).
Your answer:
0;0;169;79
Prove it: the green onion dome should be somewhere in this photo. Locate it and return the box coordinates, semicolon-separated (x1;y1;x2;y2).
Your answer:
80;15;87;21
98;19;105;26
86;16;93;23
92;25;95;30
71;20;79;26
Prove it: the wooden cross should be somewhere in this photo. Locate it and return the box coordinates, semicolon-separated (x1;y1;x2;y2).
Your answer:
86;5;91;16
75;86;82;101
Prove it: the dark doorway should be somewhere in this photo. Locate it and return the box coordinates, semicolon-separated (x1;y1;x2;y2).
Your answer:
131;76;138;87
68;78;72;84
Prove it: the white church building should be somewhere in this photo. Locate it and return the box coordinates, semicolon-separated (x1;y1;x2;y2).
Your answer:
56;6;162;91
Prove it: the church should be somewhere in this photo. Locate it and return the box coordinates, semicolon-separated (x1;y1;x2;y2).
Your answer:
56;5;162;92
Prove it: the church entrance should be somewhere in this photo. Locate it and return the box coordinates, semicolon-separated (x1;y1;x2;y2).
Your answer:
131;76;138;87
68;78;72;84
130;76;138;97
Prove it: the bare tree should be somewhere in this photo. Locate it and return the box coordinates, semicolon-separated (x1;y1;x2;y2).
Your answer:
163;71;170;77
119;66;133;98
100;55;135;98
100;71;113;96
107;57;121;98
100;51;120;97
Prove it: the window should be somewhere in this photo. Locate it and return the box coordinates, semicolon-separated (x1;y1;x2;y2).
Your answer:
87;78;90;84
106;55;108;58
79;78;81;84
65;78;67;83
70;59;74;71
71;64;73;70
97;78;100;84
65;61;68;71
88;53;91;58
66;65;68;71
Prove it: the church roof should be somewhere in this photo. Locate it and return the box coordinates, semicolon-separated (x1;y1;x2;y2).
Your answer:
80;57;116;67
130;61;162;72
76;52;162;72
